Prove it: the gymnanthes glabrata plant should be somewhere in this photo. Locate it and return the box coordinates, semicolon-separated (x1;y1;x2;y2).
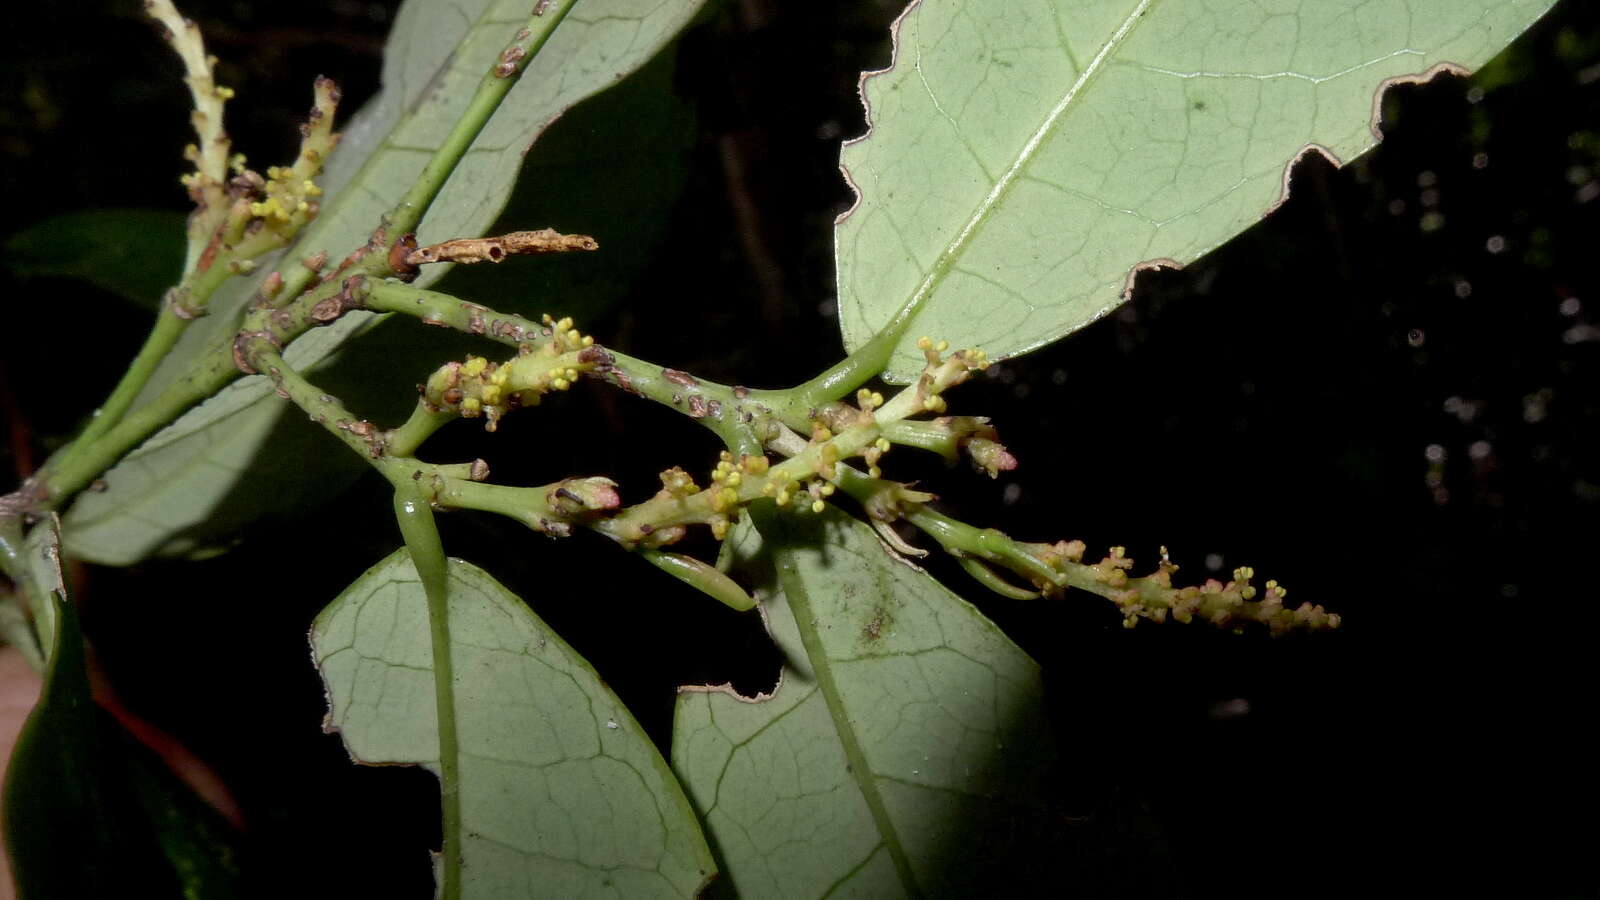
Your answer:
0;0;1557;896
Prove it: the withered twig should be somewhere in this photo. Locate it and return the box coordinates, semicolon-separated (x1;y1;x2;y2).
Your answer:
405;229;598;265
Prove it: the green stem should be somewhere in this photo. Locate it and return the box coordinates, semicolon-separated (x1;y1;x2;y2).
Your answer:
595;349;770;454
28;265;365;515
268;3;579;304
363;281;553;347
956;555;1040;599
246;342;418;476
386;402;455;458
638;550;755;611
751;291;924;424
386;2;577;240
60;310;189;456
364;280;775;453
879;419;959;459
433;479;560;533
31;345;239;509
828;464;1058;587
901;504;1062;587
0;515;23;587
14;6;581;519
239;343;578;537
392;488;461;900
50;250;251;479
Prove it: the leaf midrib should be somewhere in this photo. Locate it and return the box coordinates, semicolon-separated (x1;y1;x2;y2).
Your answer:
873;0;1158;356
771;539;921;897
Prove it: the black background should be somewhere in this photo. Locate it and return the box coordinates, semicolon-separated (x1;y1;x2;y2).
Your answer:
1;0;1594;897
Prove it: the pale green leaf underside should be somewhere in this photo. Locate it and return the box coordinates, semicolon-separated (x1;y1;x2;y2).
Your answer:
838;0;1557;382
64;0;705;564
672;512;1056;898
312;550;714;898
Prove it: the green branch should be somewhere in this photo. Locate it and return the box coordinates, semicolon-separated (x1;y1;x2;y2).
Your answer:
236;303;1339;638
392;488;461;900
26;346;241;510
748;279;929;423
385;402;456;459
56;49;341;476
386;3;577;241
57;310;189;468
13;7;577;521
364;280;777;453
49;238;300;486
236;339;598;539
24;268;371;511
639;550;755;612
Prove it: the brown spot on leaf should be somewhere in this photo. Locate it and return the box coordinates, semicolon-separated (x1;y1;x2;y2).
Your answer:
862;607;888;642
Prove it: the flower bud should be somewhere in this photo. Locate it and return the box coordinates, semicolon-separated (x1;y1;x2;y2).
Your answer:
546;477;621;516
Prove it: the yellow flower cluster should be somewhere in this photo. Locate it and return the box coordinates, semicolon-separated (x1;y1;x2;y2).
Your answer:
421;316;597;431
229;77;340;245
911;336;990;415
1016;540;1338;634
618;336;1003;549
247;166;323;223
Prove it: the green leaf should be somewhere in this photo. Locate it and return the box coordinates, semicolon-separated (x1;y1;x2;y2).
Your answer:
3;518;243;898
837;0;1559;381
64;0;707;564
672;509;1059;897
311;549;716;897
3;209;185;312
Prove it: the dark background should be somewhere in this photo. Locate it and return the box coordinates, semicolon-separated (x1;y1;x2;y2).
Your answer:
2;0;1594;897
